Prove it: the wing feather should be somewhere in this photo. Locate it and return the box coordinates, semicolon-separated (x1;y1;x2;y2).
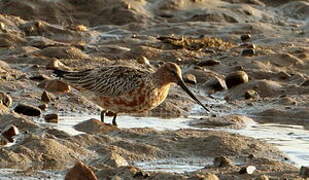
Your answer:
62;66;150;97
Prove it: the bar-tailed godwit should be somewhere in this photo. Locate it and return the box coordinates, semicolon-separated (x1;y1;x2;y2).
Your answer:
54;63;209;126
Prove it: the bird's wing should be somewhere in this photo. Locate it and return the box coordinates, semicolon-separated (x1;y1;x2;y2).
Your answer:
61;66;150;97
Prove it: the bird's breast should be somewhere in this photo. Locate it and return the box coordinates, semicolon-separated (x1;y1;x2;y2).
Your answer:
94;83;171;113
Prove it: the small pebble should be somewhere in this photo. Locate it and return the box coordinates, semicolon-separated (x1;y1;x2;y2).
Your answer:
213;156;233;167
241;34;251;42
44;113;59;123
1;125;19;142
41;91;51;103
225;71;249;88
241;48;255;56
14;103;41;116
239;165;256;174
38;104;48;111
183;74;197;84
197;60;220;66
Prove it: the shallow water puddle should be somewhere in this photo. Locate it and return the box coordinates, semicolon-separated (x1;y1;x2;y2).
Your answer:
0;169;63;180
42;113;309;172
134;158;213;173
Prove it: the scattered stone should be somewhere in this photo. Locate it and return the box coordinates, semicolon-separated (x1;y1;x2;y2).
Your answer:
46;59;71;71
1;125;19;142
204;76;228;92
44;113;59;123
239;166;256;174
183;74;197;84
29;74;50;81
38;104;48;111
301;79;309;86
213;156;233;167
197;60;220;66
241;34;251;42
65;161;98;180
14;103;41;116
0;92;12;107
39;79;71;94
0;135;9;146
41;91;51;103
244;90;259;99
256;175;269;180
300;166;309;178
225;71;249;89
241;48;255;56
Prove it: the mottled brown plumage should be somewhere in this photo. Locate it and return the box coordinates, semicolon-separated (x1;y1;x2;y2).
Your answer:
54;62;209;126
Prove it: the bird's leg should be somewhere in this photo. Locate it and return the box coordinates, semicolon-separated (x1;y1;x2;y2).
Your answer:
100;110;106;123
112;114;118;126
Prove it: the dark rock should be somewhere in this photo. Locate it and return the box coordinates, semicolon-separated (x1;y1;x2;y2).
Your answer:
240;43;256;49
225;71;249;88
41;91;51;103
29;74;50;81
197;60;220;66
213;156;234;167
241;48;255;56
1;125;19;142
65;161;98;180
241;34;251;42
0;92;12;107
38;104;48;111
204;76;228;91
244;90;258;99
183;74;197;84
239;166;256;174
44;113;59;123
14;103;41;116
300;166;309;178
0;135;9;146
301;79;309;86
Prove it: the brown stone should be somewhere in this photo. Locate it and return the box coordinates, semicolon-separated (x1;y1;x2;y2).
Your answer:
39;79;71;94
1;125;19;142
241;48;255;56
65;161;97;180
44;113;59;123
38;104;48;111
0;92;12;107
225;71;249;88
197;60;220;66
244;90;258;99
239;166;256;174
41;91;51;103
183;74;197;84
213;156;233;167
240;34;251;42
204;76;227;91
14;103;41;116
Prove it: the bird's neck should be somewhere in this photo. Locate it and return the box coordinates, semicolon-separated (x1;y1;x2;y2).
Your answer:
152;69;171;86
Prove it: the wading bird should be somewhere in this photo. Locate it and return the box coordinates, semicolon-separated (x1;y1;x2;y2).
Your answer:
54;62;209;126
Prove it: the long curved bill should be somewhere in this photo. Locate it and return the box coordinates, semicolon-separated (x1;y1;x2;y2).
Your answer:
177;79;210;112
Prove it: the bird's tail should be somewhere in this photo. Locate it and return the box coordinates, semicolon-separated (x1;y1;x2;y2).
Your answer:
53;69;70;78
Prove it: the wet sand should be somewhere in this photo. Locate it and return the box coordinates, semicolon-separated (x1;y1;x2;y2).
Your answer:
0;0;309;179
